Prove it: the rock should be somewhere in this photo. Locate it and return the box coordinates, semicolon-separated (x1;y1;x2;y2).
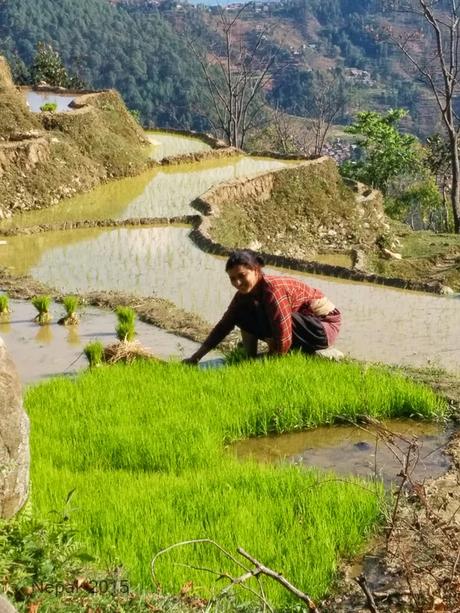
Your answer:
0;595;17;613
351;248;367;272
439;285;454;296
382;247;402;260
315;347;345;361
0;336;29;519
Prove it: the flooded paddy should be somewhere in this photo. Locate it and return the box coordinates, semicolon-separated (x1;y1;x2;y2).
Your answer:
0;299;214;384
0;156;288;227
24;90;75;113
146;131;212;160
1;130;459;373
1;224;459;373
233;419;451;486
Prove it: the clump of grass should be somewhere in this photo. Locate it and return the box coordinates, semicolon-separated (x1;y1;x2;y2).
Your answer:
25;355;446;607
83;341;104;368
40;102;57;113
223;344;249;365
115;306;136;342
31;295;52;325
0;294;10;316
58;295;80;326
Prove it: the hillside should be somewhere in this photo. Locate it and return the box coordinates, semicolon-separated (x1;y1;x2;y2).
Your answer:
0;56;149;218
0;0;443;137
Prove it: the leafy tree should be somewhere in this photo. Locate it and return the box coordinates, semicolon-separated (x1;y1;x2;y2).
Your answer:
341;109;422;192
31;42;84;88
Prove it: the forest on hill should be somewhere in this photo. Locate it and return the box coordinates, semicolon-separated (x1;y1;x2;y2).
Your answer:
0;0;441;135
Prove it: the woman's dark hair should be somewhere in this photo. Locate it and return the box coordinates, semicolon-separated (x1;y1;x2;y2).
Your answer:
225;250;265;272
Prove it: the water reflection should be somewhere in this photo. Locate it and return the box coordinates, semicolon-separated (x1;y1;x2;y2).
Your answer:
0;156;288;228
35;324;53;344
25;91;75;113
233;420;451;486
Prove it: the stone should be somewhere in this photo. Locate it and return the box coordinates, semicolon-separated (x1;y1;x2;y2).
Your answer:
0;595;17;612
315;347;345;361
439;285;454;296
0;336;29;519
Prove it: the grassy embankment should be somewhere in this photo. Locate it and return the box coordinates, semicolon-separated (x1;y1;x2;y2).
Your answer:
25;355;446;608
208;160;386;260
369;223;460;291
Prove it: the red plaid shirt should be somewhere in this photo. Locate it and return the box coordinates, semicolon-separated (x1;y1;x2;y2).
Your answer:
203;274;339;354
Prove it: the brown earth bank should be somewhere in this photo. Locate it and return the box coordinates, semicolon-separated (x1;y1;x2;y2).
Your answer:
0;56;149;219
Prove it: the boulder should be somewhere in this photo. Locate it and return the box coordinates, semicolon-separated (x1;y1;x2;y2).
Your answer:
0;336;29;519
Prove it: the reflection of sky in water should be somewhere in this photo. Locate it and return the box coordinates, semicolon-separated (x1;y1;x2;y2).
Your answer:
146;132;211;161
117;157;287;218
25;91;75;113
28;226;460;373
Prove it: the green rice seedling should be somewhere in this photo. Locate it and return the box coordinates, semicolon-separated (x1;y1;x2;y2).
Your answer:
58;295;80;326
116;321;136;342
83;341;104;368
31;295;52;325
0;294;10;315
115;306;136;326
115;306;136;342
223;343;249;365
25;355;446;607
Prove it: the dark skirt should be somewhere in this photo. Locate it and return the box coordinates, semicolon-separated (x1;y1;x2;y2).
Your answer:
235;305;328;354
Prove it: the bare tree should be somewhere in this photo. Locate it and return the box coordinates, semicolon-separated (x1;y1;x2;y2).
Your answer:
188;3;280;150
382;0;460;232
310;70;346;155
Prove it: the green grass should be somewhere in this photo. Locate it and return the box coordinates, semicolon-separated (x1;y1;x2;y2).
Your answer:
25;356;446;607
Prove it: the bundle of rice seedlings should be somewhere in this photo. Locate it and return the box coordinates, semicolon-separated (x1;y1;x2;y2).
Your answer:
31;295;52;325
84;341;105;368
58;295;80;326
0;294;10;317
115;306;136;342
103;340;158;364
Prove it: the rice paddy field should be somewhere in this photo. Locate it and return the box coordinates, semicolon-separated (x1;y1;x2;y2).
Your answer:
24;354;447;608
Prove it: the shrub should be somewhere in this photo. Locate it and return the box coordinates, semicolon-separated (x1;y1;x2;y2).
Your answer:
40;102;58;113
83;341;104;368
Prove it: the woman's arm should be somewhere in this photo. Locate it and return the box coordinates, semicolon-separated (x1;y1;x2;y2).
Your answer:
183;295;239;364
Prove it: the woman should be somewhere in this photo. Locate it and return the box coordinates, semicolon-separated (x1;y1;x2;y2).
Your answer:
184;250;341;364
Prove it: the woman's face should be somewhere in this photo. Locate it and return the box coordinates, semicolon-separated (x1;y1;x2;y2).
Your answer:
227;265;260;294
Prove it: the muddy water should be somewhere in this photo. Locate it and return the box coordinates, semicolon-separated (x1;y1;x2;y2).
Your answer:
1;225;458;372
0;299;215;384
0;156;288;228
233;420;451;485
146;131;211;160
25;91;75;113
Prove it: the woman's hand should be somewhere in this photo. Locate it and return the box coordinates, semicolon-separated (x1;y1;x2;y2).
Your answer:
182;355;199;365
